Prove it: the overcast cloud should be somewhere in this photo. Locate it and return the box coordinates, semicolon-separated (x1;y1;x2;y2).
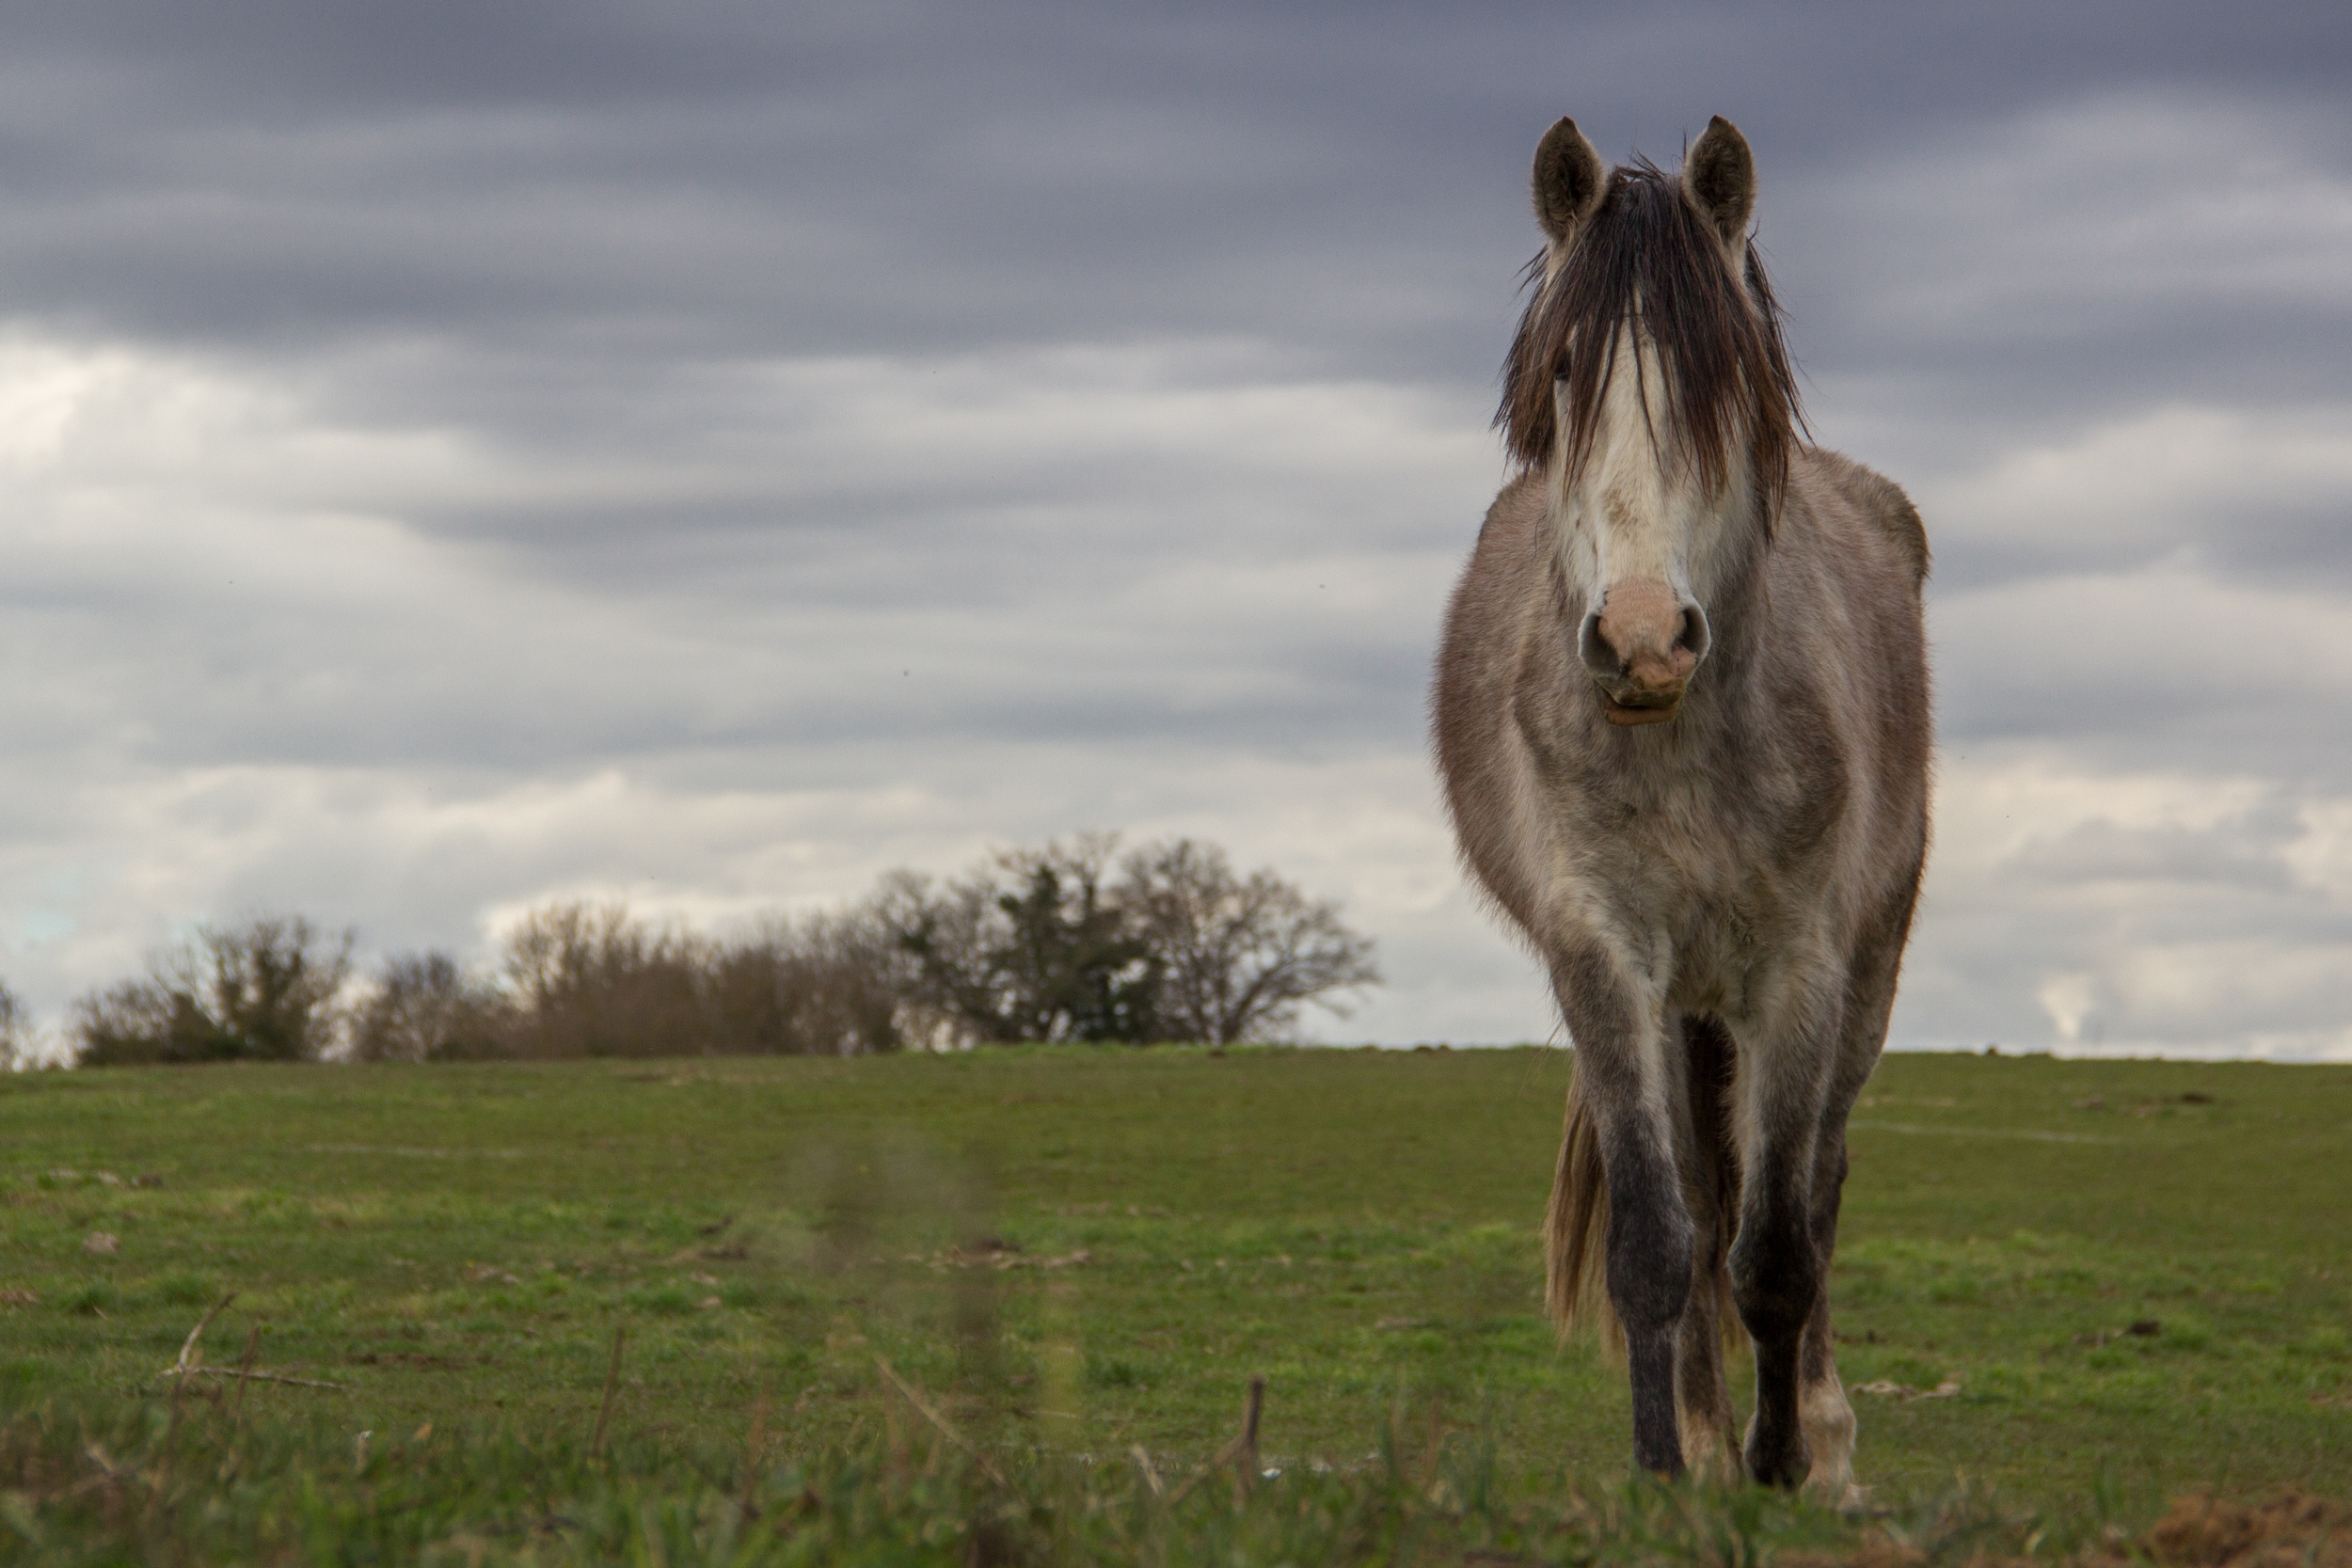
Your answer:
0;2;2347;1057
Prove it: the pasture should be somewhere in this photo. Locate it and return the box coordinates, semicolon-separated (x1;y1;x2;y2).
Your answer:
1;1047;2348;1560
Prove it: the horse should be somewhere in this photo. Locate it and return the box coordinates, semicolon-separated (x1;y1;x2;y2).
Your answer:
1431;115;1931;1493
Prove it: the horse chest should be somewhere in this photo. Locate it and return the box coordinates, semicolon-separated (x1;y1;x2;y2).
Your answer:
1559;765;1806;1004
1567;752;1787;892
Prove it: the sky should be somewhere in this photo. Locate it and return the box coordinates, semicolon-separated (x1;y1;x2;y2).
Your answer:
0;2;2348;1057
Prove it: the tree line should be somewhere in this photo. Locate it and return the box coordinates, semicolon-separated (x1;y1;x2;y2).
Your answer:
29;835;1379;1067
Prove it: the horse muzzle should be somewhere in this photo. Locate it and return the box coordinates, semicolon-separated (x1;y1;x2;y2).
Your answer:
1596;683;1685;725
1579;578;1708;727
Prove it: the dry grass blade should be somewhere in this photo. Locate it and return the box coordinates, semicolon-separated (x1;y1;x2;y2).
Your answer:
872;1354;1005;1485
592;1327;626;1459
1232;1373;1266;1503
1169;1374;1267;1505
232;1324;261;1426
739;1391;770;1519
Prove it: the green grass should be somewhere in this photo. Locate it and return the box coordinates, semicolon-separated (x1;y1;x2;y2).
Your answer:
0;1394;2099;1567
0;1047;2348;1560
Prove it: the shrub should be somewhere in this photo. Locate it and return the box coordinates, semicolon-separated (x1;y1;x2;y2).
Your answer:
487;900;910;1058
0;983;29;1069
72;915;354;1065
350;952;517;1062
705;911;906;1056
877;835;1161;1045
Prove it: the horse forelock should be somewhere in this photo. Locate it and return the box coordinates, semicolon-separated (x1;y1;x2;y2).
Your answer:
1495;159;1802;502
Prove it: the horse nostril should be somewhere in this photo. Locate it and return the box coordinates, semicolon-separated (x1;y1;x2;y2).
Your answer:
1677;604;1711;663
1577;610;1621;678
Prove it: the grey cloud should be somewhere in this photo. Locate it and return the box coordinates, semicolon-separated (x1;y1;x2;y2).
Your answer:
1929;561;2352;784
3;3;2344;380
1895;765;2352;1055
0;3;2348;1056
2009;816;2302;895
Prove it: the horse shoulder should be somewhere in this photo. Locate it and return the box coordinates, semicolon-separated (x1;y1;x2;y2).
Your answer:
1790;447;1929;593
1438;473;1552;687
1434;472;1581;936
1774;450;1934;898
1473;469;1549;558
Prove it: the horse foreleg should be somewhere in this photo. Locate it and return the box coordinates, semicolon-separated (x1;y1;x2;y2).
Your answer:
1556;949;1695;1478
1606;1126;1696;1477
1675;1015;1739;1480
1727;1036;1835;1489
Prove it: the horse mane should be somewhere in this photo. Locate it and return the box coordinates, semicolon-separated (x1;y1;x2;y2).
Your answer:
1495;157;1802;499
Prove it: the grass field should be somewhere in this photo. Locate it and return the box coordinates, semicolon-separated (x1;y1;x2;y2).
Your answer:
2;1047;2349;1560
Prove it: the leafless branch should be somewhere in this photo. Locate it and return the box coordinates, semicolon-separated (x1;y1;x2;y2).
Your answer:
161;1291;237;1379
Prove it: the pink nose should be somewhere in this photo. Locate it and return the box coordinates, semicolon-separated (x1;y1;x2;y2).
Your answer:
1578;579;1709;724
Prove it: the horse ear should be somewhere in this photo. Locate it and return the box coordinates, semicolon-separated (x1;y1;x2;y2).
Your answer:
1682;115;1755;255
1532;117;1605;243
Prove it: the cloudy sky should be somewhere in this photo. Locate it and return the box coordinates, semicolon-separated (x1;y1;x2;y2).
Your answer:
0;2;2347;1056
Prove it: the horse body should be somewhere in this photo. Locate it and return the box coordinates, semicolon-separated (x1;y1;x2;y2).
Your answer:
1432;117;1930;1492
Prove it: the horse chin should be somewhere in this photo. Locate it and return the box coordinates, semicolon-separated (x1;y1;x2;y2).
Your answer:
1599;691;1680;726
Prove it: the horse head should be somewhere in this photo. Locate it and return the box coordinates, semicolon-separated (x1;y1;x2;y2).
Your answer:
1500;116;1800;727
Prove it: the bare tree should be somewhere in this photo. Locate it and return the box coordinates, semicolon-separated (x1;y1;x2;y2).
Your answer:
0;982;33;1069
1116;839;1379;1044
72;913;356;1065
706;911;906;1055
501;900;708;1058
391;898;926;1059
350;952;516;1062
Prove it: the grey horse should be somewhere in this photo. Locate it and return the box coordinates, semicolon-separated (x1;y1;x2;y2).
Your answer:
1432;114;1931;1492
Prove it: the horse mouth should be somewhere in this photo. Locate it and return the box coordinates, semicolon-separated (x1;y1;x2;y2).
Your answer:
1598;689;1680;726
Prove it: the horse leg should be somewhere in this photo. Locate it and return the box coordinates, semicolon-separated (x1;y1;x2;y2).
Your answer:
1727;1015;1836;1489
1553;947;1694;1478
1800;907;1914;1501
1675;1016;1739;1480
1607;1108;1698;1479
1795;1138;1857;1501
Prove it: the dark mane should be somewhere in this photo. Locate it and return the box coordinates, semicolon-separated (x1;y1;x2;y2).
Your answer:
1496;158;1801;497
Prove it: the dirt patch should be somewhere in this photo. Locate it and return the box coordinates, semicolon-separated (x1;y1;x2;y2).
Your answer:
346;1352;499;1371
1777;1493;2351;1568
2139;1492;2352;1568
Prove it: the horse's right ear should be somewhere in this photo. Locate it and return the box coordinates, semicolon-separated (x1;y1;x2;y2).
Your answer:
1532;118;1606;243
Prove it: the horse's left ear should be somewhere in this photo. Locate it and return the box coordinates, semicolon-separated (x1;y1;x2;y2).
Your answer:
1532;118;1607;245
1682;115;1755;258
